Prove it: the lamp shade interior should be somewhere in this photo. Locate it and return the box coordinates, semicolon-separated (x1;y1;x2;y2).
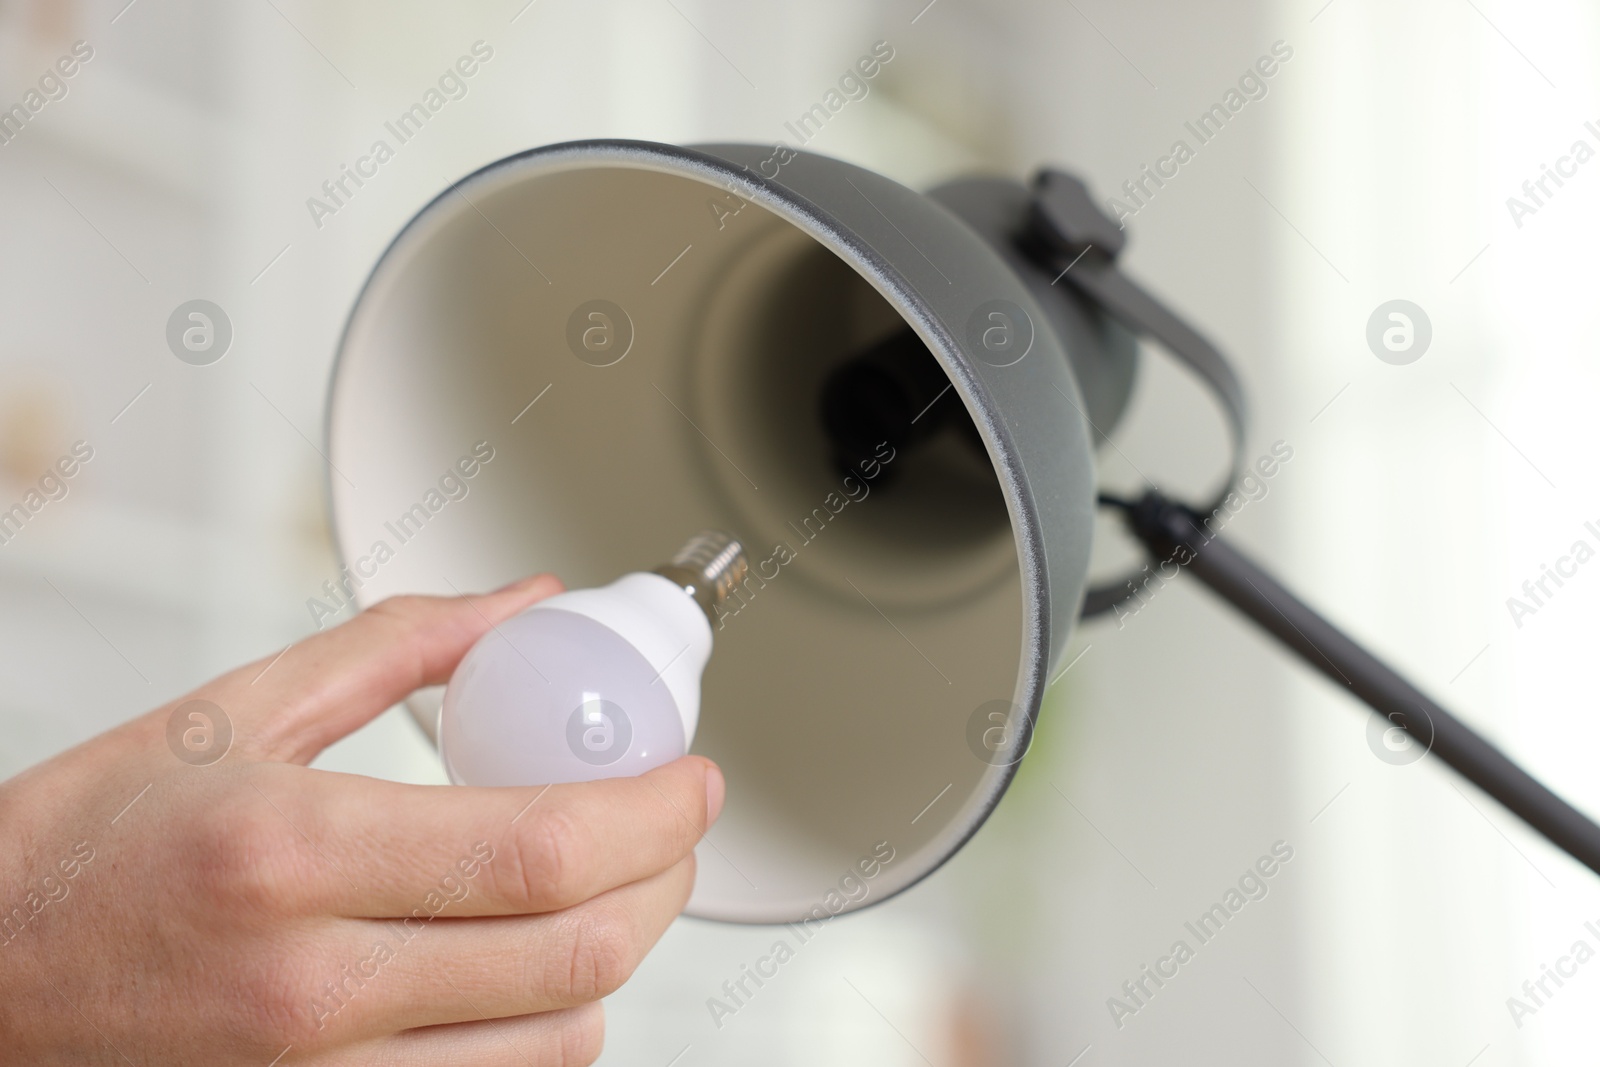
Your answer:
328;144;1065;922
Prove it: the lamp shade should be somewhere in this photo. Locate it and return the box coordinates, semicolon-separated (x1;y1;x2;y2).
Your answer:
326;139;1117;923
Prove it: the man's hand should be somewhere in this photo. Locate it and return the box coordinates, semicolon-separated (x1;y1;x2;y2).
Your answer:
0;576;724;1065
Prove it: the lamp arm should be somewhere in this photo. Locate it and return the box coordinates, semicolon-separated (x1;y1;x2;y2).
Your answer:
1107;489;1600;880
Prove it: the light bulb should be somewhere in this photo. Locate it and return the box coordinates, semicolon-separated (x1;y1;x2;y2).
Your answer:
440;531;747;786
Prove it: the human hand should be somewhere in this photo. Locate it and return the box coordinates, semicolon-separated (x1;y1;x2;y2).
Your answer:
0;576;724;1065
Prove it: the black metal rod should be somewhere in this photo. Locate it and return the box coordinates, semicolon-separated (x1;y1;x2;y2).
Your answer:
1117;490;1600;880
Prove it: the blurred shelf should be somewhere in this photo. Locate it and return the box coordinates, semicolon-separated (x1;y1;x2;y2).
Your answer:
0;491;323;623
0;24;247;204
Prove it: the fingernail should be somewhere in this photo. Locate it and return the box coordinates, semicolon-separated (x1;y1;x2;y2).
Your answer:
705;762;726;824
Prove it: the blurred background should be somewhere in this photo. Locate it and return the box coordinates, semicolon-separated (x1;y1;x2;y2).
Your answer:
4;0;1600;1062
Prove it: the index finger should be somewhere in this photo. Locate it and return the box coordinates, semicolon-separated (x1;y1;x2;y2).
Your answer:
204;575;564;765
242;754;725;919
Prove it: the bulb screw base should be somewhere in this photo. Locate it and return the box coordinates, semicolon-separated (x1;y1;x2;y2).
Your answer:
652;530;748;626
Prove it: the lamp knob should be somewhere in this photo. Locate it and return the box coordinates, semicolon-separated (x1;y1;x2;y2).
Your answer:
1026;168;1127;261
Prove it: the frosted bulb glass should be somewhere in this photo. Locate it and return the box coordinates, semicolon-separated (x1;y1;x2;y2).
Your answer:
440;532;746;787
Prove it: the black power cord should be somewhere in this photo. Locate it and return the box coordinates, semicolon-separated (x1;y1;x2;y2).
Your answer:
1027;167;1600;877
1104;488;1600;880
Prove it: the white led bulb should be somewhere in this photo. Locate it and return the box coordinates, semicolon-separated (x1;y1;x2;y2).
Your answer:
440;532;746;787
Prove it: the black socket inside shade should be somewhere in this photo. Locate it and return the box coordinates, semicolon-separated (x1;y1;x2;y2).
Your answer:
819;327;987;482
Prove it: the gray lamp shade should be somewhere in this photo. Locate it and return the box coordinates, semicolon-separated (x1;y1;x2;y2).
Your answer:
326;140;1108;923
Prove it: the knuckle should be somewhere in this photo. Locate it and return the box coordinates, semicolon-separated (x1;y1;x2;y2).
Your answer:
368;593;427;620
512;808;588;908
237;948;330;1051
558;1003;606;1066
557;904;636;1002
186;791;299;914
364;595;431;636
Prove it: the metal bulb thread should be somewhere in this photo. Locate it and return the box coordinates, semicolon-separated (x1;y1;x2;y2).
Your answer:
651;530;748;626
